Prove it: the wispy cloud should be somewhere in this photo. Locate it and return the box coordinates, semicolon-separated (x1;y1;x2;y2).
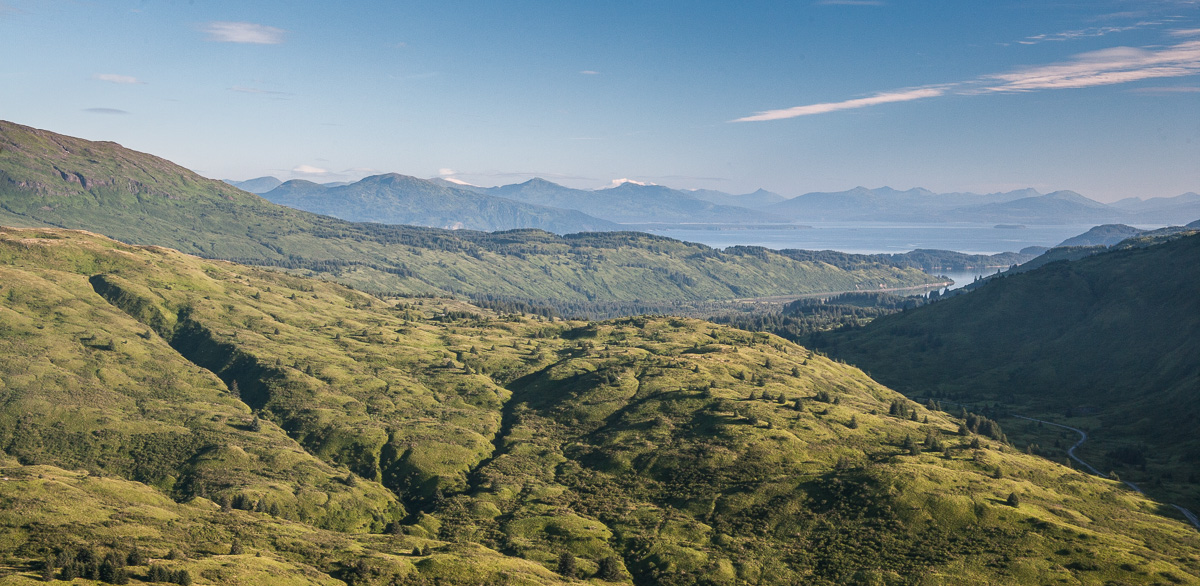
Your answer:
83;108;129;115
580;70;600;75
734;39;1200;121
1015;22;1161;45
292;165;328;175
980;42;1200;92
609;178;655;187
201;21;285;44
733;87;945;122
1170;28;1200;36
91;73;144;85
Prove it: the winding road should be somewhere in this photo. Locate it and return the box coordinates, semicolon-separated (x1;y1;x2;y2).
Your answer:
1012;415;1200;531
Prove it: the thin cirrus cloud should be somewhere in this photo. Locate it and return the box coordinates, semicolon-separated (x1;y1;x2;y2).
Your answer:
91;73;144;85
733;88;946;122
201;21;285;44
83;108;129;115
733;39;1200;121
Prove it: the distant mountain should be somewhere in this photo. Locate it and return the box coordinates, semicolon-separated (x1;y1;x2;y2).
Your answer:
943;190;1123;224
1111;192;1200;223
488;178;772;223
428;177;488;193
766;186;1039;222
687;188;788;209
1057;224;1146;247
263;173;618;234
223;175;283;193
759;186;1200;225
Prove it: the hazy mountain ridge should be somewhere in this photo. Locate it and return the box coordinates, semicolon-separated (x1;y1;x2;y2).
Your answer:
223;175;284;194
765;186;1200;225
486;178;775;224
262;173;619;234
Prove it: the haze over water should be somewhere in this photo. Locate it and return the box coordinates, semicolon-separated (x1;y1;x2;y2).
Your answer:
637;222;1165;255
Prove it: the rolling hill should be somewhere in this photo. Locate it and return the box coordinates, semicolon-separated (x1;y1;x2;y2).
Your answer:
0;227;1196;585
813;232;1200;512
0;120;940;309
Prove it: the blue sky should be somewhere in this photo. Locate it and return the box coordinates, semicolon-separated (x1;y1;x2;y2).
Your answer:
1;0;1198;201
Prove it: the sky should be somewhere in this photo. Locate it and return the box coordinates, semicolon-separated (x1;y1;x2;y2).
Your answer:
1;0;1198;202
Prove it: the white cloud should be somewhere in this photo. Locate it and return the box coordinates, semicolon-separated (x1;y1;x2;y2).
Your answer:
83;108;129;115
733;39;1200;121
580;70;600;75
91;73;144;84
202;21;285;44
1170;28;1200;36
733;87;945;122
981;42;1200;92
292;165;328;175
609;178;655;187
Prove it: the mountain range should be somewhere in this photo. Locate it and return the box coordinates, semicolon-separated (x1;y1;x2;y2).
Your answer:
235;172;1200;229
0;120;938;308
261;174;618;234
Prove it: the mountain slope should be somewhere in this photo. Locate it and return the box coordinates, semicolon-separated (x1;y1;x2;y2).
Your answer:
1057;223;1146;247
0;227;1197;585
263;173;619;234
684;188;788;209
0;120;939;306
814;233;1200;510
223;176;283;193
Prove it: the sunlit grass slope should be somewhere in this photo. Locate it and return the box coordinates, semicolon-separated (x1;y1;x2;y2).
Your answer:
0;228;1196;585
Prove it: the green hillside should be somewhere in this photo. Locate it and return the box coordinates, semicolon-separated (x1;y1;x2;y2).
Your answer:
0;227;1197;584
814;233;1200;511
0;121;939;308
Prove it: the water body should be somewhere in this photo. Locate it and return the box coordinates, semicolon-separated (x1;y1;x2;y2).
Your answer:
633;222;1107;255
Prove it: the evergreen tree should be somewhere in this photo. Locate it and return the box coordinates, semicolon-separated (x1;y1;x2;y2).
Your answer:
596;556;622;581
229;539;244;555
1006;492;1020;507
556;552;578;579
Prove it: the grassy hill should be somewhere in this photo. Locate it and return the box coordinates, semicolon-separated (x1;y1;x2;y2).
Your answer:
0;227;1196;584
813;233;1200;512
0;121;938;309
